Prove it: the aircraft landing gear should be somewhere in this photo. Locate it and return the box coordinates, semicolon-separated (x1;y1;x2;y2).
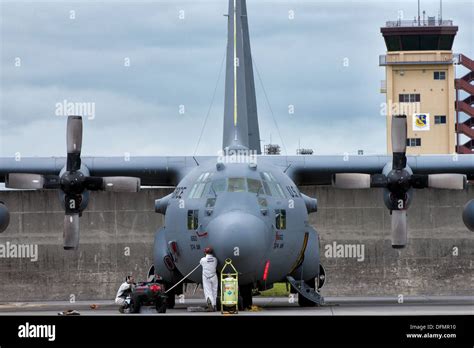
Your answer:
298;278;316;307
239;284;253;310
164;283;176;309
287;276;324;307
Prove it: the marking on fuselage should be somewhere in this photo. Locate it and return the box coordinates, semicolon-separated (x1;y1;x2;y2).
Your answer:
233;0;238;128
196;231;208;238
288;232;309;274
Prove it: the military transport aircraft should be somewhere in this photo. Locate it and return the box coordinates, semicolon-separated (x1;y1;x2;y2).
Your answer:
1;0;473;308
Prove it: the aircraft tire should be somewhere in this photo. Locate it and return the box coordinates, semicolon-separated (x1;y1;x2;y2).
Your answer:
240;285;253;309
165;284;176;309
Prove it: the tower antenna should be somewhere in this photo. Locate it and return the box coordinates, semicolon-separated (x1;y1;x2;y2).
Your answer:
439;0;443;24
418;0;421;26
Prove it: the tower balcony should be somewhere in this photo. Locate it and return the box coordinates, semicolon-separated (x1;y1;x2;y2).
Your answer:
379;51;454;66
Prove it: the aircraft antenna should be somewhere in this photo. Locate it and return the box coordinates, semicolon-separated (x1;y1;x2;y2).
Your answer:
253;58;288;155
194;50;226;156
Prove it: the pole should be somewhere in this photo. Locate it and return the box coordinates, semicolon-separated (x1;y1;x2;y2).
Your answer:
440;0;443;23
418;0;421;26
165;263;201;294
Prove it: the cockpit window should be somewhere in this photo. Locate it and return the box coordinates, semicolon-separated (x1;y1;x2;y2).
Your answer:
262;181;272;196
247;178;263;194
206;198;216;208
261;172;272;182
258;197;268;207
275;209;286;230
228;178;246;192
260;171;277;182
260;171;286;198
212;179;227;193
267;182;285;198
188;172;214;199
190;176;269;197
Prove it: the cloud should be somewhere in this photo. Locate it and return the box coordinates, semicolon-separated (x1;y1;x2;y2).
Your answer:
1;0;472;157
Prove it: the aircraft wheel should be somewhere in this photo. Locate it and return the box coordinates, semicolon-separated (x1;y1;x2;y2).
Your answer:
240;285;253;310
164;284;176;309
166;293;175;309
156;297;167;313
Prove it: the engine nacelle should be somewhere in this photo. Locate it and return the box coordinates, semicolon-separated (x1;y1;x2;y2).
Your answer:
462;199;474;232
0;202;10;233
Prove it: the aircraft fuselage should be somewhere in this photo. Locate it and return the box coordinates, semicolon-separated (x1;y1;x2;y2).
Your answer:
155;158;318;289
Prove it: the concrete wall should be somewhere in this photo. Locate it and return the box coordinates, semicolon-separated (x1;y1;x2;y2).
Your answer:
0;186;472;301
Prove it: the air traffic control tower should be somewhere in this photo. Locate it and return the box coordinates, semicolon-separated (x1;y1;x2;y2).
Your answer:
380;16;459;154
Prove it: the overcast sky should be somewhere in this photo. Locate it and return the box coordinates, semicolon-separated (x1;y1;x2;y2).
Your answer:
0;0;473;157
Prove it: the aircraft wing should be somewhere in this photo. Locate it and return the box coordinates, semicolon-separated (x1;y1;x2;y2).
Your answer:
0;156;205;186
260;155;474;186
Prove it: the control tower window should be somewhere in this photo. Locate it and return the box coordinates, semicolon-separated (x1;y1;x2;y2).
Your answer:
435;115;446;124
399;94;420;103
275;209;286;230
228;178;246;192
406;138;421;147
187;210;199;230
434;71;446;80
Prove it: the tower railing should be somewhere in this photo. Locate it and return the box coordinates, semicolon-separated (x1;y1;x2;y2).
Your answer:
385;19;453;27
455;54;474;154
379;52;454;66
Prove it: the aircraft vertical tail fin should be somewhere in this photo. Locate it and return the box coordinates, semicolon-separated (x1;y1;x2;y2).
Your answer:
222;0;261;154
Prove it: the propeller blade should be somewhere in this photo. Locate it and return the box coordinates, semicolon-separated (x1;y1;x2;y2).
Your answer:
391;210;407;248
391;115;407;153
332;173;371;189
64;194;83;214
102;177;141;192
63;214;80;250
462;199;474;232
391;115;407;170
428;174;467;190
6;173;45;189
0;202;10;233
66;116;83;171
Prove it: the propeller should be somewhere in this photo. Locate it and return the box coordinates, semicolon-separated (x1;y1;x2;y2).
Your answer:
332;115;467;248
0;202;10;233
5;116;141;250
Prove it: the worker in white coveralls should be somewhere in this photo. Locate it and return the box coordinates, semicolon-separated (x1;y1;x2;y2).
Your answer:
200;247;218;312
115;275;135;313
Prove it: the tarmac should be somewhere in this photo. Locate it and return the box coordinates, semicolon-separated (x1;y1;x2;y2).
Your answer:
0;296;472;316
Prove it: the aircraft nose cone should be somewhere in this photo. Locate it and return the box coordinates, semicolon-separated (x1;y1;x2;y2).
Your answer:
207;211;270;279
